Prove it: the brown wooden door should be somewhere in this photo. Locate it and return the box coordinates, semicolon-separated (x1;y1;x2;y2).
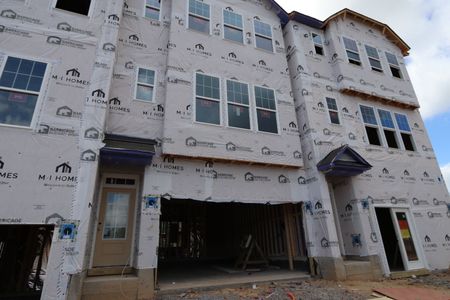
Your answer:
93;188;136;267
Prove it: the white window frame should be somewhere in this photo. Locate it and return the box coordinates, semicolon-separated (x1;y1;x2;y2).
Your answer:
254;85;279;134
187;0;211;35
342;36;362;66
325;97;340;125
52;0;95;17
253;19;274;53
312;33;325;56
393;112;415;151
365;44;383;73
143;0;161;21
359;104;383;147
225;79;251;130
377;109;400;149
134;67;156;103
193;72;222;126
385;51;403;79
222;8;244;44
0;54;50;130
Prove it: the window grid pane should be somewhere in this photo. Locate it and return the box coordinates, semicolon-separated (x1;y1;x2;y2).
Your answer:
343;37;358;52
138;68;155;85
254;20;272;37
228;103;250;129
227;80;248;105
395;113;411;132
224;26;243;43
255;86;275;110
255;35;273;52
196;73;220;99
386;52;399;66
189;0;209;18
326;97;337;111
312;33;322;45
365;45;379;59
257;109;277;133
188;15;209;33
0;57;46;93
378;109;395;128
146;0;160;8
223;10;242;28
360;105;377;125
145;6;160;20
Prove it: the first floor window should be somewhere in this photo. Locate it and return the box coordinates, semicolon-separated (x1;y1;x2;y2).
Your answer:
255;86;277;133
326;97;340;124
0;56;47;127
254;20;273;52
343;37;361;66
195;73;220;125
227;80;250;129
55;0;91;16
145;0;161;20
135;68;155;102
188;0;210;34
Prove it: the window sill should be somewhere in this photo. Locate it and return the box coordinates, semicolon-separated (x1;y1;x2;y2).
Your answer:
133;98;155;104
0;123;33;130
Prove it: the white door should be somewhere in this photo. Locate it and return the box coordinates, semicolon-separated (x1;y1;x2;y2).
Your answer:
390;208;424;270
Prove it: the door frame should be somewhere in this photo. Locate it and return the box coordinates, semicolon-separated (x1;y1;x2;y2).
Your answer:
370;204;428;275
89;173;140;270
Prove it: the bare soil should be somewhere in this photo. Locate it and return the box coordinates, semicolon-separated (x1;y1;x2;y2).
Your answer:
156;270;450;300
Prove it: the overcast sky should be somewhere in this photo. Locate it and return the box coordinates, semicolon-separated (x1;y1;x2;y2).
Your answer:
275;0;450;193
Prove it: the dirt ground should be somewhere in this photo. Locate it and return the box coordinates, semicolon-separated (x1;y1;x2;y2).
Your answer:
156;270;450;300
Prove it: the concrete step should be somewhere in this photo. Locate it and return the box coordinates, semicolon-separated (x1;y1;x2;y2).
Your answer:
82;274;139;300
343;260;374;280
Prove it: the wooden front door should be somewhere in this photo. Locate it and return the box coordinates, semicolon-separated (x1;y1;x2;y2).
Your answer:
93;188;136;267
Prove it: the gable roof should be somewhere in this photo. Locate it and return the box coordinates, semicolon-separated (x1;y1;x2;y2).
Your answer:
317;145;372;177
288;8;410;56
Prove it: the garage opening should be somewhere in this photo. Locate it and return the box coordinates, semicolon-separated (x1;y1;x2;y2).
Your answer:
0;225;54;300
157;199;308;291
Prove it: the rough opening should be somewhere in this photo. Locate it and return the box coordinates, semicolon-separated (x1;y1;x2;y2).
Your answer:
314;45;324;56
390;66;402;79
401;133;415;151
0;225;54;299
55;0;91;16
365;126;381;146
375;208;404;272
383;130;399;149
157;199;308;290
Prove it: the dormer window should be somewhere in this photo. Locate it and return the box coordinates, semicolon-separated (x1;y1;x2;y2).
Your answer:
188;0;210;34
343;37;361;66
365;45;383;72
386;52;402;79
223;9;243;43
312;33;324;55
254;20;273;52
55;0;91;16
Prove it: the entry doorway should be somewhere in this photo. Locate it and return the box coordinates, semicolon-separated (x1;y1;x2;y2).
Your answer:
157;199;309;290
374;207;424;272
91;175;138;271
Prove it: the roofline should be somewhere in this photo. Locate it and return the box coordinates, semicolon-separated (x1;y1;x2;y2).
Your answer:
287;8;410;56
322;8;410;56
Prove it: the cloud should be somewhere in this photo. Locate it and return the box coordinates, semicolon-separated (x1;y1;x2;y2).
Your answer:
441;163;450;194
275;0;450;119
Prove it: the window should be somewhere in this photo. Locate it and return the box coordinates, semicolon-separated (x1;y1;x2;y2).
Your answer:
326;97;340;124
195;73;220;125
365;45;383;72
343;37;361;66
386;52;402;78
255;86;277;133
254;20;273;52
55;0;91;16
145;0;161;20
135;68;155;102
223;10;243;43
0;56;47;127
378;109;399;148
360;105;381;146
188;0;210;34
312;33;324;55
395;113;415;151
227;80;250;129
